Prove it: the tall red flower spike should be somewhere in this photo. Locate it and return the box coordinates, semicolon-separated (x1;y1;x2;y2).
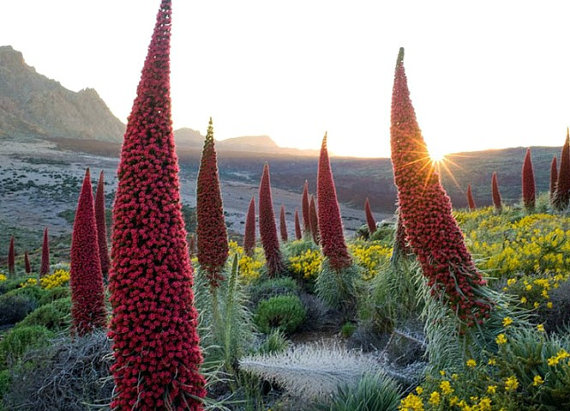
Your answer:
40;227;50;276
258;163;284;277
317;134;351;270
243;196;256;257
70;169;107;336
466;184;476;210
279;205;288;242
24;251;31;274
364;197;376;236
394;211;411;256
309;195;320;244
95;170;111;279
196;118;229;288
294;209;302;240
491;172;502;211
390;48;491;327
555;129;570;210
550;156;558;202
7;236;15;276
522;148;536;211
301;180;311;234
108;1;206;409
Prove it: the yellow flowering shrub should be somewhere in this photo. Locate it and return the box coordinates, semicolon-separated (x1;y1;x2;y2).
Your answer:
39;269;70;289
20;278;38;288
349;241;392;280
0;273;7;282
288;249;322;279
228;240;265;283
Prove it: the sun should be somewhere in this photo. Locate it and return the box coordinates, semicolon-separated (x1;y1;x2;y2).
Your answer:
428;145;448;163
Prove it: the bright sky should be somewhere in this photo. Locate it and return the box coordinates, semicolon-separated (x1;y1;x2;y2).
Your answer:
2;1;570;158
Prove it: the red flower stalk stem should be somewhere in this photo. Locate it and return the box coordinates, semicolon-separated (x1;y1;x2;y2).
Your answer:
555;129;570;210
492;172;502;211
550;156;558;202
301;181;311;234
317;134;351;270
309;195;320;244
364;197;376;236
243;196;256;256
394;211;411;255
7;236;15;276
196;118;229;288
188;234;196;258
466;184;476;210
279;205;288;242
390;48;491;326
70;169;107;336
40;227;50;276
108;1;206;408
294;209;302;240
522;148;536;211
24;251;31;274
258;163;284;276
95;170;111;279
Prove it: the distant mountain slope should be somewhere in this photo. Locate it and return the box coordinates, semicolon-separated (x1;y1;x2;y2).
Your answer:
0;46;125;142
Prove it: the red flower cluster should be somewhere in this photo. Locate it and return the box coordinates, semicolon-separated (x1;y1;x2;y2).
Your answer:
309;195;320;244
302;181;310;234
258;163;284;276
522;148;535;211
108;1;206;409
550;156;558;202
364;198;376;236
294;209;302;240
555;130;570;210
24;251;31;274
196;118;229;288
317;135;351;270
40;227;50;276
279;205;288;242
491;172;502;211
7;236;14;276
95;170;111;279
390;49;492;326
243;196;256;256
466;184;476;210
70;169;107;336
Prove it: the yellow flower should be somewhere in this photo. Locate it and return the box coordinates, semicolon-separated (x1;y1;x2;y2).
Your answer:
521;296;528;304
439;370;445;376
547;302;553;309
534;302;540;309
428;391;440;406
487;385;497;394
466;359;477;368
488;358;496;366
507;278;517;286
399;393;424;411
502;316;513;327
415;386;423;395
478;397;492;411
547;349;570;366
451;373;459;381
439;380;454;395
504;376;519;392
0;274;7;282
537;324;545;332
532;375;544;386
496;333;508;345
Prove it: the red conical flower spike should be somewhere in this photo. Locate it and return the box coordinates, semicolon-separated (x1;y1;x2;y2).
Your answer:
492;172;502;211
70;169;107;336
95;170;111;279
309;195;320;245
243;196;256;256
317;134;351;270
258;163;284;276
279;205;288;242
555;129;570;210
522;148;536;211
364;197;376;236
24;251;31;274
108;1;206;408
550;156;558;202
294;209;302;240
40;227;50;276
7;236;15;276
197;118;229;288
390;48;491;326
301;181;311;234
466;184;476;210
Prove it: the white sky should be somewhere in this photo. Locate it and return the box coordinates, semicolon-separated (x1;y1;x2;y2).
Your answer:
2;0;570;157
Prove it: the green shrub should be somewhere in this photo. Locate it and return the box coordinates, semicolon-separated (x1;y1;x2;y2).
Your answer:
248;277;300;308
258;329;290;355
315;259;359;314
15;297;71;331
37;286;70;306
313;372;401;411
0;325;54;367
4;285;47;305
0;277;32;295
254;295;306;334
0;294;37;326
0;369;11;400
341;322;357;338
